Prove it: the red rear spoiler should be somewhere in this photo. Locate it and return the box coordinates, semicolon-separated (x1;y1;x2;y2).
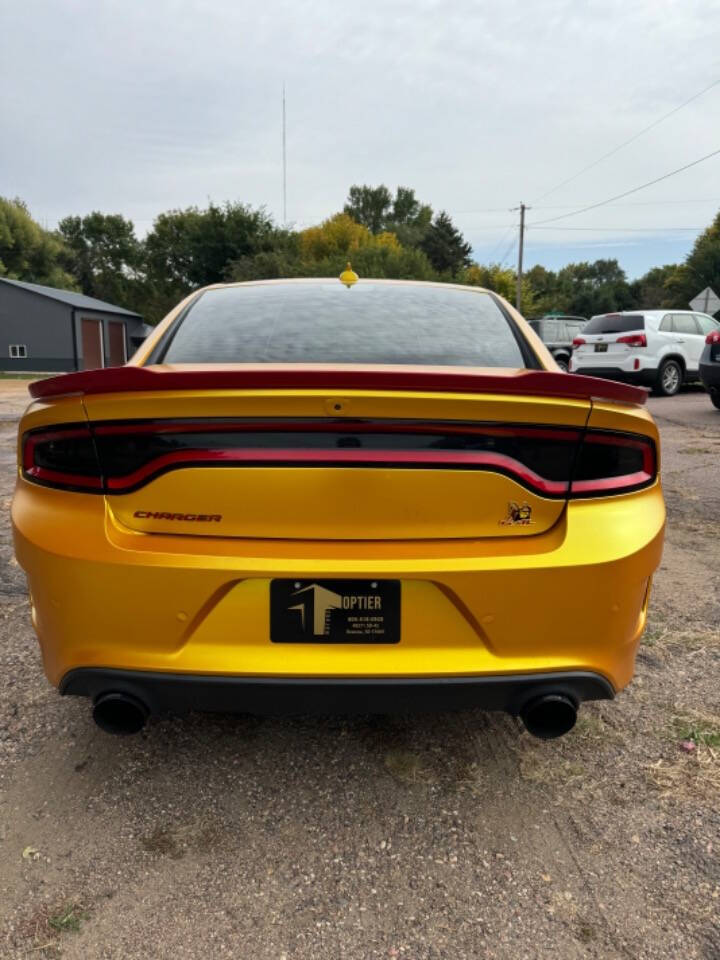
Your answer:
29;364;648;406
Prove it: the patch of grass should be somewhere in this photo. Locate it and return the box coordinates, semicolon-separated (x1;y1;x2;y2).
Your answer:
16;898;90;955
641;623;720;651
646;750;720;799
675;721;720;749
48;902;86;933
641;625;664;647
647;710;720;800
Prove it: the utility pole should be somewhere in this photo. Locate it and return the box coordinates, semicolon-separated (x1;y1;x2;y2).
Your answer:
512;202;529;312
282;83;287;226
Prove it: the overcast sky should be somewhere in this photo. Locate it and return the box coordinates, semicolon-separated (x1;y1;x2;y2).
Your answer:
2;0;720;279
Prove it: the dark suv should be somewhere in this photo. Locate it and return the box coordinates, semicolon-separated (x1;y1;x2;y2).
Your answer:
527;316;587;372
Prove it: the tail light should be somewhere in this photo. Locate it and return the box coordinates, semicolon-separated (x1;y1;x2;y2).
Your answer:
572;337;586;348
707;329;720;361
22;425;102;491
617;333;647;348
22;418;657;500
571;431;656;496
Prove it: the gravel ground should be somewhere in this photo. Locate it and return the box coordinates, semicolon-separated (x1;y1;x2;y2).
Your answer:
0;381;718;959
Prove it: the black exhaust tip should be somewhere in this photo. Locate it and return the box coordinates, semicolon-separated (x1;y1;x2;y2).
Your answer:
521;694;577;740
92;692;148;735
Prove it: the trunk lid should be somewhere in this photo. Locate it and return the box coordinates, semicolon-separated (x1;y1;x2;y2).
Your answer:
73;367;608;541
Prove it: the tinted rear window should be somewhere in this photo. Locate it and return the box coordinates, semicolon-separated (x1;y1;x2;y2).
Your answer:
161;283;531;368
583;314;645;334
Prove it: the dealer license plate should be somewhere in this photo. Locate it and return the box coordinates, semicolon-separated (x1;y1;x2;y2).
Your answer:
270;579;400;643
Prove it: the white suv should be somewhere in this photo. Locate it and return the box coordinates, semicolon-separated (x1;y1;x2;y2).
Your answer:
569;310;720;396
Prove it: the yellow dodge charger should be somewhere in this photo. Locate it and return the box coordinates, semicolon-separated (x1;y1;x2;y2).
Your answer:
12;279;665;738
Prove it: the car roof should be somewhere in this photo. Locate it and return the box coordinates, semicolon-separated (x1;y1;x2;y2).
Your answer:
594;309;695;316
195;277;493;295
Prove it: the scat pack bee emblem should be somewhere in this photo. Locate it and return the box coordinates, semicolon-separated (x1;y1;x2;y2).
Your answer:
500;501;534;526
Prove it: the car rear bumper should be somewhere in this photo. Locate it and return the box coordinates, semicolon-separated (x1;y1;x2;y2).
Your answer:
569;366;656;387
60;667;615;715
12;476;665;695
699;359;720;390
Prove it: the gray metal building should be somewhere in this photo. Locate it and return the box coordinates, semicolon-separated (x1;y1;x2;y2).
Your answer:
0;277;150;372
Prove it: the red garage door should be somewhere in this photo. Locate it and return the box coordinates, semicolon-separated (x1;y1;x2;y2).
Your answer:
81;319;103;370
108;321;127;366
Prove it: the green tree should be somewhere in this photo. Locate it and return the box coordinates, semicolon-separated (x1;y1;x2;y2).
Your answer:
385;186;433;248
337;242;435;280
523;264;568;316
343;185;393;234
343;184;433;246
225;232;302;282
630;264;680;309
296;213;436;279
144;201;277;290
420;211;472;275
298;212;388;261
391;186;422;223
554;259;635;317
140;201;280;322
58;212;142;307
462;263;535;314
0;197;77;288
226;213;436;283
664;210;720;309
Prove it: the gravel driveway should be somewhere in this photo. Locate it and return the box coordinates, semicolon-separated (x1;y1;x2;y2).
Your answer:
1;381;718;959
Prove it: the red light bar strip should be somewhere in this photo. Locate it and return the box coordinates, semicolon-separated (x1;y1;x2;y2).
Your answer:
104;447;570;496
24;466;104;490
28;364;648;406
571;471;652;495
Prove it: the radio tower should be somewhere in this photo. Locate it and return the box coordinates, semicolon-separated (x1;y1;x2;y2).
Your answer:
282;83;287;226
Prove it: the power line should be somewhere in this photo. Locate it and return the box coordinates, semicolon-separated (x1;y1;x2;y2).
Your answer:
483;224;516;263
528;225;704;232
529;146;720;227
429;197;720;215
463;224;517;231
533;76;720;202
530;197;720;210
446;196;720;214
498;235;517;268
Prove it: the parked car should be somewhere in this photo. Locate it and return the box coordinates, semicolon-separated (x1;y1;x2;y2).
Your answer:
527;315;587;371
12;279;665;740
699;326;720;409
570;310;720;396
